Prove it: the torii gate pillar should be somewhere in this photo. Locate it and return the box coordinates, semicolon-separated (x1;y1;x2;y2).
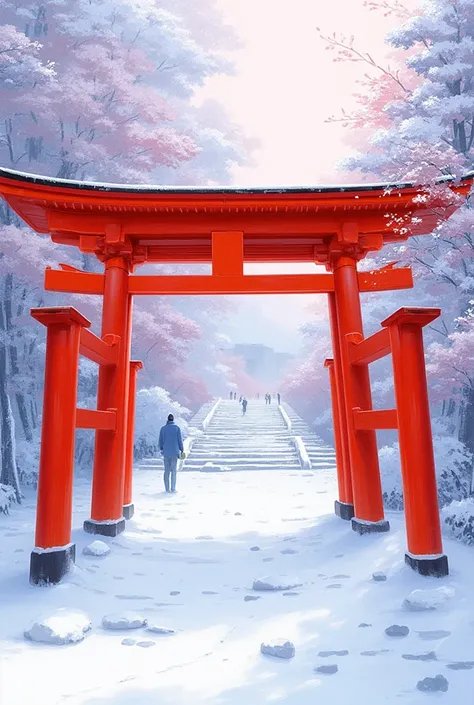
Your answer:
332;254;388;533
84;256;132;536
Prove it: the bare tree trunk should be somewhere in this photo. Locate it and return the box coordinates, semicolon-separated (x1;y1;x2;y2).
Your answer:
0;291;21;501
4;275;33;441
458;385;474;495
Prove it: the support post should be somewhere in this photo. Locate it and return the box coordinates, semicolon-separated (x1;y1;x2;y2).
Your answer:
29;307;89;584
123;360;143;520
327;293;354;520
332;255;389;534
84;257;131;536
382;308;448;577
325;358;353;520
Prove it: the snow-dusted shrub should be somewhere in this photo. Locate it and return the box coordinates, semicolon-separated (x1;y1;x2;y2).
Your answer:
134;386;191;459
15;433;40;487
380;433;472;511
0;483;16;514
442;499;474;546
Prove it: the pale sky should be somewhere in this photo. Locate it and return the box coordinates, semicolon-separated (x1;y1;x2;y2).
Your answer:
194;0;412;351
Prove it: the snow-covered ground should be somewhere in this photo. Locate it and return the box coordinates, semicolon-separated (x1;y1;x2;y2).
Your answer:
1;467;474;704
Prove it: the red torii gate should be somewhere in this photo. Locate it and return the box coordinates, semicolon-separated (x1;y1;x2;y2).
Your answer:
0;167;471;585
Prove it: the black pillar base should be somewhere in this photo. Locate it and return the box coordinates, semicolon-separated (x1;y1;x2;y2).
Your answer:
351;517;390;535
335;500;355;521
123;503;134;520
30;544;76;586
83;518;126;537
405;552;449;578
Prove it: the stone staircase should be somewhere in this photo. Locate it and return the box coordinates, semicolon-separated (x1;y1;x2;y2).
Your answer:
139;399;337;473
282;403;337;470
183;399;300;471
182;399;336;472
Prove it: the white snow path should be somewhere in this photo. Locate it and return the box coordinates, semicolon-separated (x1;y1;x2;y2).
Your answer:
1;468;474;704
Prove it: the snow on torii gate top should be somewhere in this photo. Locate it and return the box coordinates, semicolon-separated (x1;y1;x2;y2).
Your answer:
0;167;472;296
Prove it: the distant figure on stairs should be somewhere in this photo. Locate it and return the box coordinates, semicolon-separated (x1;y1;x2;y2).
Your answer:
242;397;248;415
229;391;233;400
239;395;242;403
159;413;184;494
234;392;237;400
277;393;281;405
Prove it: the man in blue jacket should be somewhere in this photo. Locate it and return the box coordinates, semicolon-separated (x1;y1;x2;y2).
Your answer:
159;414;184;493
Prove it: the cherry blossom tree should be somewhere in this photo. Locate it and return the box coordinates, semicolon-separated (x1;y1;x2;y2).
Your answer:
0;0;252;496
316;0;474;467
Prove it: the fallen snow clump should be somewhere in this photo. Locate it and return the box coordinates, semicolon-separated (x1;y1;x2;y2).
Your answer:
24;608;91;645
201;462;231;473
102;613;147;630
146;625;176;635
261;639;295;659
82;540;110;557
253;576;303;592
403;587;455;612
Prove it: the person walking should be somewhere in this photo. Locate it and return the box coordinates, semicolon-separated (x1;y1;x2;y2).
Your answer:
159;413;184;493
229;390;233;400
277;393;281;405
234;392;237;400
268;393;272;404
242;397;248;415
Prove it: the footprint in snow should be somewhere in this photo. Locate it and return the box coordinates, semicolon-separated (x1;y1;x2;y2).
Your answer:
132;552;142;556
263;557;274;563
282;592;299;597
195;535;214;540
361;650;390;657
136;641;155;648
170;591;180;596
244;595;260;602
326;584;343;589
416;630;451;641
14;549;24;553
113;576;125;581
402;652;437;661
446;662;474;670
331;574;350;579
202;591;219;595
318;650;349;657
115;595;153;601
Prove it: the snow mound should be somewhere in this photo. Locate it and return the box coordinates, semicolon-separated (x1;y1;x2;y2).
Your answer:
82;540;110;557
261;639;295;659
102;613;147;630
24;609;91;645
372;571;387;582
200;462;231;473
253;576;303;592
146;625;176;635
403;587;455;612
